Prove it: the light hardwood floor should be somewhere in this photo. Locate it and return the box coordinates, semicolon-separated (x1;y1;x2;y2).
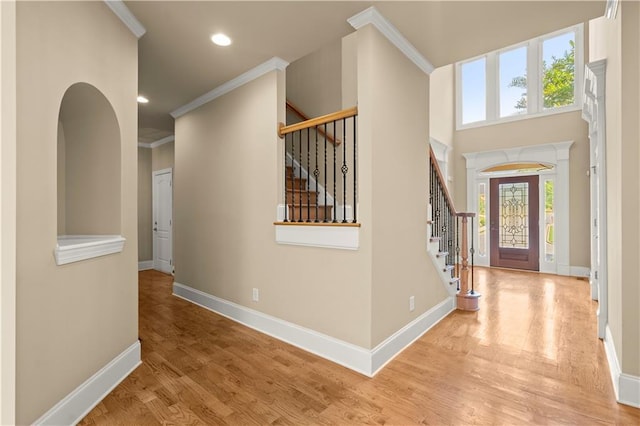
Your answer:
80;268;640;425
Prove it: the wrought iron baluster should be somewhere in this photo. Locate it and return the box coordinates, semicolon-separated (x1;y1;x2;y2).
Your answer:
324;123;327;223
299;129;303;222
430;160;435;237
284;134;289;222
456;215;460;279
307;127;310;222
314;127;319;223
352;116;357;223
342;118;347;223
332;120;337;223
292;131;296;222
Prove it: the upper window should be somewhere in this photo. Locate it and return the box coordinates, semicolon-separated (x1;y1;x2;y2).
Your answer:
456;24;583;129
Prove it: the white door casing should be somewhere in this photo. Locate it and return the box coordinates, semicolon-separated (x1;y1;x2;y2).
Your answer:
583;59;607;339
463;141;573;275
153;168;173;274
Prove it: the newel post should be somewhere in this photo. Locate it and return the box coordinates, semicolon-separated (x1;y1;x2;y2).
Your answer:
456;213;481;311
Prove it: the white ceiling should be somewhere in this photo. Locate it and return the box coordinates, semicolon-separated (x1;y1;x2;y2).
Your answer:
126;1;605;139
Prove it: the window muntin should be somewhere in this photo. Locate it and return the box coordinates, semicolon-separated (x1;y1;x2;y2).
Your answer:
456;24;582;129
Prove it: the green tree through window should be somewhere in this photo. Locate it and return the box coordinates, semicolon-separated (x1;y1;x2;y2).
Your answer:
509;40;575;110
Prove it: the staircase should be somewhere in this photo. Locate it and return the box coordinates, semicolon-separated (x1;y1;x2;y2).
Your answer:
429;145;480;311
285;165;333;222
427;217;460;296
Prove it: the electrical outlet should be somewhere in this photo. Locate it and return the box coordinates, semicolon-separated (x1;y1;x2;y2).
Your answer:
409;296;415;312
252;288;259;302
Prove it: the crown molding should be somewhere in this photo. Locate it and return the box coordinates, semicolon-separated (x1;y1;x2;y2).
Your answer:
103;0;146;39
171;57;289;119
347;6;434;75
138;135;175;149
605;0;619;19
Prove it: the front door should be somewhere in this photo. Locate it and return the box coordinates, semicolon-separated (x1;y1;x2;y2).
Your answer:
490;175;539;271
153;169;173;274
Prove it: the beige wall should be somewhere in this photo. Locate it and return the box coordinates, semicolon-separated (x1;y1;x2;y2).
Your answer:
138;147;152;261
174;71;373;348
152;141;174;172
429;64;455;147
342;32;358;109
174;25;448;352
590;3;640;377
16;2;138;423
453;111;591;268
357;25;448;346
286;37;342;118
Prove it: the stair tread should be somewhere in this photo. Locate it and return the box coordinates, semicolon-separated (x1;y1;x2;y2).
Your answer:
286;188;317;193
436;251;449;258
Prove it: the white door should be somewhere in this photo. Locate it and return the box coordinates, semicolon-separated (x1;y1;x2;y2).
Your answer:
153;169;173;274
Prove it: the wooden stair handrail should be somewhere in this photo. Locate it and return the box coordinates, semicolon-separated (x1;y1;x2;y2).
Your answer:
279;105;357;140
285;100;339;146
429;145;456;214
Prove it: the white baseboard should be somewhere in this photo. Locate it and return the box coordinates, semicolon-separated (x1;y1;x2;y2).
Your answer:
604;325;640;408
371;296;455;375
138;260;154;271
34;341;141;425
570;266;590;278
173;282;452;377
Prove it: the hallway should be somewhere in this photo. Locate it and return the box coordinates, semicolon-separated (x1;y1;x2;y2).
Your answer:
80;268;640;424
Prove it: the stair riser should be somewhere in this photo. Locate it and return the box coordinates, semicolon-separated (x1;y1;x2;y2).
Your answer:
286;178;307;189
288;206;333;221
286;192;318;204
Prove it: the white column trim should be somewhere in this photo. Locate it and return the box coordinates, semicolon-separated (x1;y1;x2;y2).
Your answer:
0;1;17;423
583;59;607;339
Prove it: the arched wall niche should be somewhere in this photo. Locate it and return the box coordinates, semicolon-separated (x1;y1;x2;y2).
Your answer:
55;82;124;265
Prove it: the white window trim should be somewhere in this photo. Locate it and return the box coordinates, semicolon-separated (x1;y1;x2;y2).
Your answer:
456;23;584;130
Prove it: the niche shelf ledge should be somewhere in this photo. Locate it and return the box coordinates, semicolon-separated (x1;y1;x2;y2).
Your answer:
55;235;125;265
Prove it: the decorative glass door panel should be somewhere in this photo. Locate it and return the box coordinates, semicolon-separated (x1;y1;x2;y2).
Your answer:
490;176;539;271
499;182;529;249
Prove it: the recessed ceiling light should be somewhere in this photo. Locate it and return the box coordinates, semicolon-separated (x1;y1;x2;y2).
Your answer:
137;95;149;104
211;33;232;47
